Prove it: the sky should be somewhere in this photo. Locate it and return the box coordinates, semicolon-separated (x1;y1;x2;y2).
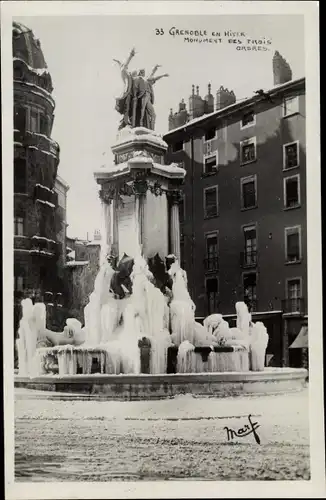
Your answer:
15;14;305;240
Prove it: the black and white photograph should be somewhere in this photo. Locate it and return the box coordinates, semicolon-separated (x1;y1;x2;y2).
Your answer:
2;1;324;498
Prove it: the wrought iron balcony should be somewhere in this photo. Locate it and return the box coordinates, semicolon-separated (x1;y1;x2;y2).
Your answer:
203;255;219;272
34;184;58;207
240;250;257;268
21;131;60;159
30;236;57;257
14;235;31;250
281;298;305;315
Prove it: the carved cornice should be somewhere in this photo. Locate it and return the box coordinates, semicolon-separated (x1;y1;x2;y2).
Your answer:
100;178;167;202
115;149;163;165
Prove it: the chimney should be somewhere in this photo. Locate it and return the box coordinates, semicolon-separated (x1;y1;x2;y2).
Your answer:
273;51;292;85
179;98;186;112
215;86;236;111
204;83;214;114
189;85;205;120
168;108;175;130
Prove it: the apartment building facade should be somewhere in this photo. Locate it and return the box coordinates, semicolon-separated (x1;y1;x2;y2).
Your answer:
164;52;306;366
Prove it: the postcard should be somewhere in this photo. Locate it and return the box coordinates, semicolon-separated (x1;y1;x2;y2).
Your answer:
1;1;323;498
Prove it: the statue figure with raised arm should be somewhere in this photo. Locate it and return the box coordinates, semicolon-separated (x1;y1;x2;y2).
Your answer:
114;49;169;131
114;47;137;130
132;65;169;130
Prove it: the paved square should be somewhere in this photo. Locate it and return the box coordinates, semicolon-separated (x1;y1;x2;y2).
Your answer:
15;387;310;481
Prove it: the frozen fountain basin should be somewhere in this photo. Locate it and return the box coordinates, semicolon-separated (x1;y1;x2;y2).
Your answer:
15;367;308;400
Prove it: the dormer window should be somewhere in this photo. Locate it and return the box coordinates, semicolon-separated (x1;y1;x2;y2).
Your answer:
241;110;256;129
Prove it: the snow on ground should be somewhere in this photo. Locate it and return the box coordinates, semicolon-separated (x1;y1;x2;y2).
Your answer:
15;388;310;481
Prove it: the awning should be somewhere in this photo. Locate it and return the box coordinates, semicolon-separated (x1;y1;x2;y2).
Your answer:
289;326;308;349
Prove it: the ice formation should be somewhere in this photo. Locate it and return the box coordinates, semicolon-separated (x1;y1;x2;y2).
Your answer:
17;248;269;376
249;321;269;371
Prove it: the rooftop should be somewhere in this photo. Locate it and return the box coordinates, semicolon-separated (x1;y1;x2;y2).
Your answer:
164;76;305;137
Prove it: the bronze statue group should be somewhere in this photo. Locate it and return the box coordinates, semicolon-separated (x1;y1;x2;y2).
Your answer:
114;48;169;131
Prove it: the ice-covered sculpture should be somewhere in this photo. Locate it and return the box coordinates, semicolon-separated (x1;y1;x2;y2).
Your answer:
236;301;251;337
203;311;249;350
169;261;196;346
249;321;269;371
16;241;269;377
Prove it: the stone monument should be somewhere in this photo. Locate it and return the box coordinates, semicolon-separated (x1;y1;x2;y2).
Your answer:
95;48;184;266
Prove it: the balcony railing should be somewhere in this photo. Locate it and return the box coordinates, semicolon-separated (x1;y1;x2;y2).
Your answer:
203;255;219;272
14;235;31;250
30;236;58;257
34;184;58;207
282;298;305;315
240;250;257;268
19;131;60;159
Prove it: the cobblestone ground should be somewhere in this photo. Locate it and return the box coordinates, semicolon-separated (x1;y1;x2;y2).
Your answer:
15;388;310;481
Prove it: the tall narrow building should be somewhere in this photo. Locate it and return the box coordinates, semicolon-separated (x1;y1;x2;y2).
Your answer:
13;22;65;337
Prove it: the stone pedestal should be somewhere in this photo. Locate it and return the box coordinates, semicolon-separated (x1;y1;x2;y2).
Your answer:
94;127;186;262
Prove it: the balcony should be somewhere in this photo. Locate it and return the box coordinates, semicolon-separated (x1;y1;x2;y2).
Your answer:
240;250;257;268
15;130;60;160
282;298;305;315
30;236;58;257
203;255;219;273
14;235;31;251
34;184;58;208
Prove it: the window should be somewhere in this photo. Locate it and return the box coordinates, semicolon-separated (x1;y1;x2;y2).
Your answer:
204;186;218;218
172;140;183;153
14;275;25;292
240;137;256;164
29;108;39;132
283;96;299;117
283;141;299;170
14;216;24;236
240;110;256;129
241;175;257;210
287;278;302;299
243;226;257;265
14;157;27;193
285;226;302;263
14;105;26;132
203;154;218;174
40;114;49;135
206;277;219;315
286;278;303;313
284;175;300;208
26;106;47;134
14;263;26;292
205;233;219;271
204;127;216;141
243;272;257;311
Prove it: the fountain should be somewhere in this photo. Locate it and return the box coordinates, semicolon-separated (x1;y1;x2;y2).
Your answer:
14;49;307;398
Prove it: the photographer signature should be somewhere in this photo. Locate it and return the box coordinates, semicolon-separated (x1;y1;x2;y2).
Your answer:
224;414;261;444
